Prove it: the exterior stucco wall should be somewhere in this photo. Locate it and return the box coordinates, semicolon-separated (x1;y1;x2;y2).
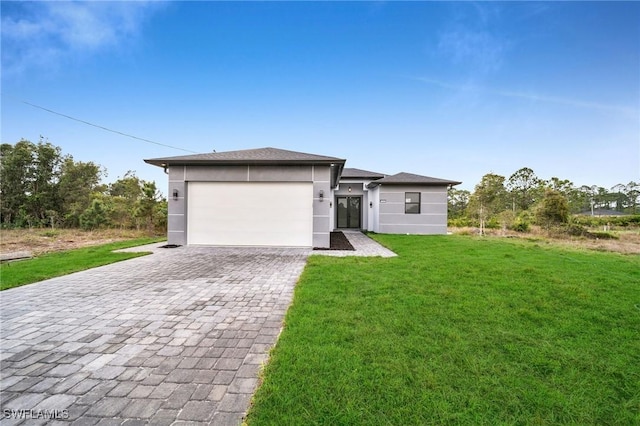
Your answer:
166;164;331;248
369;186;380;232
312;166;332;248
377;185;449;234
168;167;187;245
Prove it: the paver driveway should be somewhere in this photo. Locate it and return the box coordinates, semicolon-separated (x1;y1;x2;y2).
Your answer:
0;246;308;425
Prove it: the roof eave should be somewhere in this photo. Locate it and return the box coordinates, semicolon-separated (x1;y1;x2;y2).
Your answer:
144;158;346;168
368;180;462;188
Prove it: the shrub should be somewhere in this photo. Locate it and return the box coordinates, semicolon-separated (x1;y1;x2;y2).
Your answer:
80;199;108;230
564;223;588;237
512;221;530;232
485;217;500;229
449;217;475;227
536;190;569;227
572;214;640;228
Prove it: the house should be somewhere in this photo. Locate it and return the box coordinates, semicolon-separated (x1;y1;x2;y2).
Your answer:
577;208;630;217
145;147;461;248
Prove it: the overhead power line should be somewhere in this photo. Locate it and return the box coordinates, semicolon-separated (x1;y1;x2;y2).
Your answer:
3;94;198;153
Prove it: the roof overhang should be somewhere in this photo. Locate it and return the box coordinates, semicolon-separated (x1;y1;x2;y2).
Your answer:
367;180;462;188
144;158;346;188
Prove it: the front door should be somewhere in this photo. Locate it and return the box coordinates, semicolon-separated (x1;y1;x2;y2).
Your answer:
336;196;361;228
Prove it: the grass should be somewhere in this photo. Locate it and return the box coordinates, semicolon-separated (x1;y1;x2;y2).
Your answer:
247;235;640;425
0;237;164;290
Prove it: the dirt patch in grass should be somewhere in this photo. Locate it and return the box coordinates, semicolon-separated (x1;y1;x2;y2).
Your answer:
0;228;163;256
450;226;640;255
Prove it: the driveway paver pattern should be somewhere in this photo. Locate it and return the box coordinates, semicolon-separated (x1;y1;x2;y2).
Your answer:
0;247;308;425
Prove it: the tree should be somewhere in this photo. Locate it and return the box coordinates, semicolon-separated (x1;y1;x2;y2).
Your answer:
0;139;166;231
26;139;63;223
506;167;541;212
448;188;470;219
467;173;508;233
577;185;598;214
542;177;584;213
610;184;628;212
80;198;108;230
134;181;162;233
0;139;68;226
623;181;639;213
0;141;33;224
58;157;103;227
536;190;569;228
109;172;144;229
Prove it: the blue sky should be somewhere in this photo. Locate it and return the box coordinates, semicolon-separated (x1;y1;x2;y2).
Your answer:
2;1;638;194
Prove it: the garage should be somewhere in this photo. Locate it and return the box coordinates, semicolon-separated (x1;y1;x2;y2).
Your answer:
187;181;313;247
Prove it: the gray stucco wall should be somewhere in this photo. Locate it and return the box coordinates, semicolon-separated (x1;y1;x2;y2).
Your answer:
377;185;449;234
167;164;331;248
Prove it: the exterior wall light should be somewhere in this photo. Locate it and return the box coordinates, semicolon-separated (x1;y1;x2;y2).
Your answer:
173;189;179;200
370;201;373;208
348;186;352;192
319;190;324;201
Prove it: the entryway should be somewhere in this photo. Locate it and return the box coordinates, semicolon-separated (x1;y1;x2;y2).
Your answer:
336;196;361;228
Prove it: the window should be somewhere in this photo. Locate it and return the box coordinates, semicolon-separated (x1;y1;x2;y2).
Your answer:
405;192;421;214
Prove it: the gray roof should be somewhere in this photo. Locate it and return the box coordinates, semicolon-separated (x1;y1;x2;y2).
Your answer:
367;172;461;187
145;147;345;167
577;209;630;217
340;167;386;179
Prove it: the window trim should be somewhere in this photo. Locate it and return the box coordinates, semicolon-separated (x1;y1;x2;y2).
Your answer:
405;192;421;214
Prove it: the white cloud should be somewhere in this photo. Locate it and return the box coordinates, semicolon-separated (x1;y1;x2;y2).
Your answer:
435;3;509;74
437;30;508;74
1;1;165;76
413;77;639;117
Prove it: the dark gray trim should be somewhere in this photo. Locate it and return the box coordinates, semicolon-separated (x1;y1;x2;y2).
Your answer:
145;147;345;188
145;147;344;166
368;172;461;188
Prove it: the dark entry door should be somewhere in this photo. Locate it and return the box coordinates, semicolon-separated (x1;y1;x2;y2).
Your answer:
336;196;361;228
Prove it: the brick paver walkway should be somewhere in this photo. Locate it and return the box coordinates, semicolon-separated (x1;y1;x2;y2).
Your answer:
0;247;308;425
0;232;395;425
313;230;397;258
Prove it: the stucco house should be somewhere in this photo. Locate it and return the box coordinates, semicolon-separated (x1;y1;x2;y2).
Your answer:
145;147;460;248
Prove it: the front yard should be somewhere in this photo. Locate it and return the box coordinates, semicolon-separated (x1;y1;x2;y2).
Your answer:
0;237;163;290
247;235;640;424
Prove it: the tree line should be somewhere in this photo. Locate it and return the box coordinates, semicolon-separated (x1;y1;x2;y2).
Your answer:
448;167;640;232
0;139;166;232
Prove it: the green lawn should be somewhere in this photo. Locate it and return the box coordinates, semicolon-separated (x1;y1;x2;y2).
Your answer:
0;238;163;290
247;235;640;425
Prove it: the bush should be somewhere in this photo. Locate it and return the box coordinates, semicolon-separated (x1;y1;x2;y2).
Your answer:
449;217;475;227
80;199;108;230
512;221;530;232
564;223;588;237
572;214;640;228
536;190;569;227
485;217;500;229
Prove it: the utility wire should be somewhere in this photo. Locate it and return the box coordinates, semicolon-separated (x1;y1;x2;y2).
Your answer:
3;93;198;153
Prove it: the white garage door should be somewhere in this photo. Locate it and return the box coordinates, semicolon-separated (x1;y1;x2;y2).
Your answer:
187;182;313;247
